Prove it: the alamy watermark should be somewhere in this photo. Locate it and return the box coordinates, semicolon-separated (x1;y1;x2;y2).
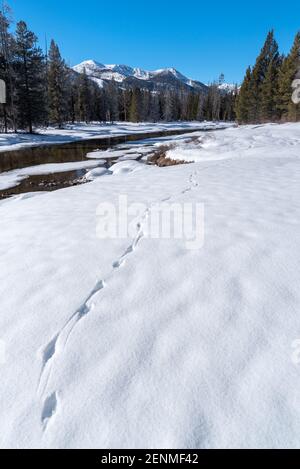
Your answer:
291;79;300;104
96;195;204;250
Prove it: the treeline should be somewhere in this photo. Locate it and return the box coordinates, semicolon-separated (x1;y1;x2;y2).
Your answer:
236;31;300;124
0;5;237;133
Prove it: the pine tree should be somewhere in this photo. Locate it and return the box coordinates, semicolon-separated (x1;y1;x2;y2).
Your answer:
75;69;91;123
106;79;119;123
148;93;161;122
120;89;131;121
13;21;46;133
129;88;141;122
47;40;67;127
187;93;198;120
0;5;16;131
248;31;279;123
277;32;300;121
260;55;282;122
221;88;237;121
89;84;104;122
196;93;205;121
211;83;221;121
179;89;189;120
163;90;176;121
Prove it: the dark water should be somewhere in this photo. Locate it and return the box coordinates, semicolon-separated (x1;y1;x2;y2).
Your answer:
0;127;225;199
0;169;89;198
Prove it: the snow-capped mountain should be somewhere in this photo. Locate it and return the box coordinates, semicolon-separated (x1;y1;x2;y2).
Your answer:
72;60;208;93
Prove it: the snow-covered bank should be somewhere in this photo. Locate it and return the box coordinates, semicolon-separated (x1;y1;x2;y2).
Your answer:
1;123;300;448
0;121;231;153
167;122;300;163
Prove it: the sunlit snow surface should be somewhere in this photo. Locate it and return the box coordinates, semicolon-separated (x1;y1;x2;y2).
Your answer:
0;123;300;448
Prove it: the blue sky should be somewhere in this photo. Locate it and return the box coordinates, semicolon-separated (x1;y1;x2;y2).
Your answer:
8;0;300;84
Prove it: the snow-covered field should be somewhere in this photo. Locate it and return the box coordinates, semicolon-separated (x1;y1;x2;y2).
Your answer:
0;121;225;153
1;122;300;448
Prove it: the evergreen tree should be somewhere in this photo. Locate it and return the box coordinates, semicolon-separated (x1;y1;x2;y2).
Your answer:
90;84;104;122
260;54;282;122
179;89;189;120
106;79;119;123
149;93;161;122
204;83;221;121
13;21;46;133
220;88;237;121
163;90;176;121
47;40;67;127
187;93;198;120
277;32;300;121
247;31;279;123
120;89;131;121
196;93;205;121
129;88;141;122
75;69;91;123
0;6;16;131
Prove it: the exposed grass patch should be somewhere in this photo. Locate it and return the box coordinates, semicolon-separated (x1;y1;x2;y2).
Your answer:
148;144;190;167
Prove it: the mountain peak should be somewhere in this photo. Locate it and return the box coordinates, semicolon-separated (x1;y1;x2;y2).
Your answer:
73;60;105;74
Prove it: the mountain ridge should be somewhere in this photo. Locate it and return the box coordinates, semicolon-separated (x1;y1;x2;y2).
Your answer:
72;60;209;93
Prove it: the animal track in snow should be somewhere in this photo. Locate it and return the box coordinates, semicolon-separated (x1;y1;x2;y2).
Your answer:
182;187;192;194
38;214;149;426
37;279;106;399
41;392;57;430
37;174;198;429
37;335;59;396
112;214;147;269
113;258;126;269
42;335;58;366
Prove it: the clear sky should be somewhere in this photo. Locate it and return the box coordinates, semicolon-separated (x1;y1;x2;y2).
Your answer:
8;0;300;84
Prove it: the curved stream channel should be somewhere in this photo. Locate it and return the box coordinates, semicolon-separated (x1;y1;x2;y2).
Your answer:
0;127;222;199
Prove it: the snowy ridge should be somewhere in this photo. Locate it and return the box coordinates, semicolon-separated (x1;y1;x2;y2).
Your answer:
73;60;191;82
72;59;207;90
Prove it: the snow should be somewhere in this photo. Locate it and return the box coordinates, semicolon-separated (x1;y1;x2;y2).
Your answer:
153;67;190;84
86;147;152;160
218;83;238;92
1;122;300;448
90;77;105;88
109;160;143;175
167;123;300;163
133;68;151;80
72;59;105;74
85;167;109;180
